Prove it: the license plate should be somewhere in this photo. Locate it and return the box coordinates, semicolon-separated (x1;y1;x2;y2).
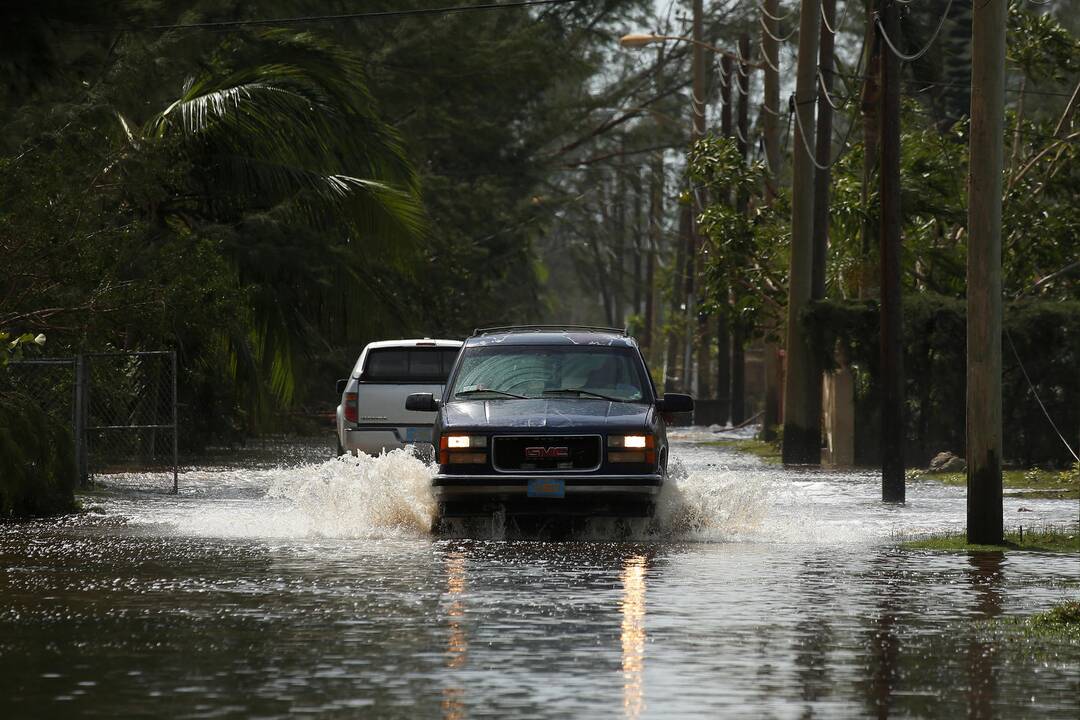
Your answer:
527;478;565;499
405;427;430;442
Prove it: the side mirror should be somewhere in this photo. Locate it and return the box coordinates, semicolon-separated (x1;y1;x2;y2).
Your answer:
336;378;348;395
406;393;439;412
657;392;694;414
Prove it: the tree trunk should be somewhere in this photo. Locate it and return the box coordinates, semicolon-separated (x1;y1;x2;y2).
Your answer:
761;0;783;440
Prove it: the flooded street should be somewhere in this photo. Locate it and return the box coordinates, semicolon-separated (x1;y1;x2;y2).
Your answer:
2;430;1078;718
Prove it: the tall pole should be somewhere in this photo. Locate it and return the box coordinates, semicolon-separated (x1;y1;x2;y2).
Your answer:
644;153;663;360
860;3;881;299
806;0;836;463
782;0;822;464
684;0;707;398
812;0;835;301
716;55;734;424
879;0;905;502
966;0;1005;543
731;31;751;426
761;0;782;440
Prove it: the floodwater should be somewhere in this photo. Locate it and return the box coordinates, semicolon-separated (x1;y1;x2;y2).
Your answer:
2;428;1078;718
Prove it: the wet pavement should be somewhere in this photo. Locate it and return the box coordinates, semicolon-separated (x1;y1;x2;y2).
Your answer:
1;428;1078;718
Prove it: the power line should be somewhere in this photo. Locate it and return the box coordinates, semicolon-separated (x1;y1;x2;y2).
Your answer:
1006;329;1080;464
758;15;797;43
76;0;583;32
790;94;846;171
758;2;795;23
875;0;954;63
820;0;851;36
834;72;1076;99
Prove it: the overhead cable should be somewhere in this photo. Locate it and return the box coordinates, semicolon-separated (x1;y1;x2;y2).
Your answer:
820;0;851;36
834;72;1074;99
758;2;795;22
78;0;582;32
760;101;782;117
758;15;797;43
758;40;781;72
1006;330;1080;463
875;0;954;63
790;94;838;171
818;69;847;110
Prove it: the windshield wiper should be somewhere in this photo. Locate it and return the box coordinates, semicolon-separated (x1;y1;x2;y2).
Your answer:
542;388;623;402
455;388;528;399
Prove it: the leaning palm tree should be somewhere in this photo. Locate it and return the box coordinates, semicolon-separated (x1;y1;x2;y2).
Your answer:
116;30;424;416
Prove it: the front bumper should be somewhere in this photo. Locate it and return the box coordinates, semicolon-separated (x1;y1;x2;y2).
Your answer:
344;426;433;455
432;473;662;517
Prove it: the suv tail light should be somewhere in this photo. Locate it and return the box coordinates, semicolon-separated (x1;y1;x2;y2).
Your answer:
344;392;358;423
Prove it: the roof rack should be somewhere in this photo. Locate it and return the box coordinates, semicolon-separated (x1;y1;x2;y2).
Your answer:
472;324;627;336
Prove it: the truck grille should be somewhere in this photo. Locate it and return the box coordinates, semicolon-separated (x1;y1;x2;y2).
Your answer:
492;435;602;472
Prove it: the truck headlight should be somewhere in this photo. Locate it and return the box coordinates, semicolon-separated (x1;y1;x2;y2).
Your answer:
607;435;656;464
440;435;488;464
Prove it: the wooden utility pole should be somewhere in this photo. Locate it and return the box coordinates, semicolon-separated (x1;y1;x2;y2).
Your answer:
761;0;782;440
782;0;822;464
806;0;836;462
860;4;881;299
666;203;687;389
732;31;751;425
683;0;707;398
879;0;905;502
966;0;1006;543
812;0;835;301
644;154;663;359
716;55;734;424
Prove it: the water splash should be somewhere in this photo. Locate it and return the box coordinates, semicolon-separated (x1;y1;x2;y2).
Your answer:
265;450;437;538
653;457;774;542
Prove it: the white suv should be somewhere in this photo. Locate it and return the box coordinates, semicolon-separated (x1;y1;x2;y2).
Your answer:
335;339;462;456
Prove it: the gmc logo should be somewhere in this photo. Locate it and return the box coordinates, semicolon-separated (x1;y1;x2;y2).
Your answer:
525;446;569;459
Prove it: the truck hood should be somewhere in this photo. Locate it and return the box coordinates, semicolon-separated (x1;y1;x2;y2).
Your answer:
441;398;653;430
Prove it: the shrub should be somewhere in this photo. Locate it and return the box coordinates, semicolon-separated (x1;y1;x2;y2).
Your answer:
804;294;1080;467
0;390;77;518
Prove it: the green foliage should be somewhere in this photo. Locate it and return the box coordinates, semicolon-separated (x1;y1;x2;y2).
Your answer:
1008;2;1080;83
804;295;1080;467
0;390;76;518
901;524;1080;553
1;332;46;366
689;134;789;339
1;7;425;438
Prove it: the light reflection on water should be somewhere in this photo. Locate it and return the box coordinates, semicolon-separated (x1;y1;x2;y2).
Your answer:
620;555;647;720
0;430;1077;718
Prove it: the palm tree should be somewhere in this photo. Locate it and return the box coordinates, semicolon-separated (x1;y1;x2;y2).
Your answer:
115;30;424;415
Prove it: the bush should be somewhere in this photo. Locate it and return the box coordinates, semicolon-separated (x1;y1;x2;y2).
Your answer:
805;294;1080;467
0;390;77;518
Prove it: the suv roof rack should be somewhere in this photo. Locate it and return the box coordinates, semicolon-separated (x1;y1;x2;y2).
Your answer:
473;324;627;336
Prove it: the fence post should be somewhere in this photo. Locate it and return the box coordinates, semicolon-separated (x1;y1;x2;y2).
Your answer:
171;350;179;495
74;355;89;487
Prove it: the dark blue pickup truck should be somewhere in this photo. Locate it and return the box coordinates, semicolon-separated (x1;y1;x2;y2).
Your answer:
405;325;693;522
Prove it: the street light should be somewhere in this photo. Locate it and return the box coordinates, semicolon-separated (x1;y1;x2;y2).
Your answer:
621;19;765;398
618;33;764;68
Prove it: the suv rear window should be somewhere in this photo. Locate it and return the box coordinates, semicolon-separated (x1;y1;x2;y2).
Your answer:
361;348;459;382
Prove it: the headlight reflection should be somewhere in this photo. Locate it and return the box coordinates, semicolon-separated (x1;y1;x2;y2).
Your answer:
620;555;648;720
443;552;467;720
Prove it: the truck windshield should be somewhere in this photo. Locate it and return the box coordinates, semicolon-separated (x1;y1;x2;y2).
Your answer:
450;346;649;402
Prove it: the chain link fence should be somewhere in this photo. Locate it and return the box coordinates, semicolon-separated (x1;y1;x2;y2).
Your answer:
3;351;177;493
85;352;178;492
